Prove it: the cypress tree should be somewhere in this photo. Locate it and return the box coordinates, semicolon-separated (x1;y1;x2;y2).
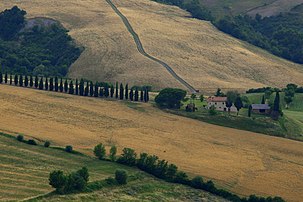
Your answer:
55;77;59;92
64;79;68;93
59;79;63;92
261;95;265;104
144;88;147;102
89;82;94;96
115;82;119;99
9;75;12;85
49;78;54;91
100;87;104;97
130;89;134;101
34;76;38;88
84;82;89;96
273;92;280;112
39;77;44;90
14;75;18;86
125;84;129;100
45;77;49;90
0;71;2;83
19;75;23;87
29;75;33;87
79;79;84;96
140;90;144;101
4;72;8;84
75;79;79;95
104;86;109;98
119;83;124;100
110;86;114;98
146;89;149;102
94;82;99;97
134;88;139;101
24;75;28;87
69;80;74;94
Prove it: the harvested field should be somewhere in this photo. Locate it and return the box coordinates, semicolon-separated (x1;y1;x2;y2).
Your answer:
0;85;302;201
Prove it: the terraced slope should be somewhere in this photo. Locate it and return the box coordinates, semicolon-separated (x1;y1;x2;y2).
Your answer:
2;0;303;92
0;85;302;201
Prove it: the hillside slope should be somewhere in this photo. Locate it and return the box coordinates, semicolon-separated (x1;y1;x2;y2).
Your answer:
2;0;303;92
0;85;302;201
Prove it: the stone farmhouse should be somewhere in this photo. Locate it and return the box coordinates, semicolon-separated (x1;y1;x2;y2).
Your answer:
206;96;237;112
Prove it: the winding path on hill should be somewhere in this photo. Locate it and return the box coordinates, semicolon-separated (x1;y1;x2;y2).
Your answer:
105;0;197;93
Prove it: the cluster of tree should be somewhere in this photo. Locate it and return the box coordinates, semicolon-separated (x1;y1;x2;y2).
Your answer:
49;167;89;194
0;6;82;76
155;88;186;109
109;147;285;202
0;73;150;103
283;84;298;109
16;134;51;147
246;87;277;94
224;91;243;115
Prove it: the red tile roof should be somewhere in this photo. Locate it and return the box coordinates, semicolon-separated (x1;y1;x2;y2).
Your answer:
207;96;227;102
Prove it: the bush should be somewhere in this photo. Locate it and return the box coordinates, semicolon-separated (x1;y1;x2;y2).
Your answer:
155;88;187;109
174;171;190;185
65;145;73;153
44;141;50;147
115;169;128;185
117;148;137;166
93;143;106;160
49;170;67;194
16;134;24;142
208;105;217;115
191;176;204;189
27;139;37;145
109;145;117;161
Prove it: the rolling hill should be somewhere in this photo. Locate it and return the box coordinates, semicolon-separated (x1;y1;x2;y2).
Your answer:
0;84;302;201
1;0;303;92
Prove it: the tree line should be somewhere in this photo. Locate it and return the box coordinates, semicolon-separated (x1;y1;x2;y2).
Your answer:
0;72;150;102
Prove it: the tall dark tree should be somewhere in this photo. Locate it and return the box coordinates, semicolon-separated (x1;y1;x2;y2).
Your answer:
0;70;2;83
34;76;38;88
64;79;68;93
115;82;119;99
94;82;99;97
75;79;79;95
89;82;94;96
140;90;144;101
49;78;54;91
14;74;18;86
271;91;281;120
55;77;59;92
4;72;8;84
261;95;265;104
19;75;23;87
69;80;74;94
84;82;89;96
9;75;12;85
99;87;104;97
119;83;124;100
59;78;63;92
45;77;49;90
38;77;44;90
125;84;129;100
248;105;252;117
134;88;139;101
234;96;243;116
79;79;84;96
29;75;33;87
130;89;134;101
110;86;114;98
104;86;109;98
24;75;28;87
144;88;148;102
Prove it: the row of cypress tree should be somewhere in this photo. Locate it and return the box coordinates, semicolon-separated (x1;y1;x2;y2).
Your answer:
0;72;149;102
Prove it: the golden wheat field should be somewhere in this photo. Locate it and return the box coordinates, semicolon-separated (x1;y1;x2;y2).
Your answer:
2;0;303;92
0;85;302;201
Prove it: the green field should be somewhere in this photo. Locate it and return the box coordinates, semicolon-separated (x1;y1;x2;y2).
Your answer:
0;133;223;202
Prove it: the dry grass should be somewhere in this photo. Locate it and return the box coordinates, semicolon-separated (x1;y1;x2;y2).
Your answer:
2;0;303;92
0;85;302;201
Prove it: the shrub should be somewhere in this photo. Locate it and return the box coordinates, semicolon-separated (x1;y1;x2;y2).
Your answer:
117;148;137;166
27;139;37;145
44;141;50;147
105;177;117;185
65;145;73;153
16;134;24;142
93;143;106;160
115;169;128;185
208;105;217;115
174;171;190;185
49;170;67;194
191;176;204;189
155;88;187;109
109;145;117;161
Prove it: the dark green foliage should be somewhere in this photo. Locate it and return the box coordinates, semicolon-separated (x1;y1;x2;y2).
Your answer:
125;84;128;99
115;170;128;185
69;80;74;94
208;105;217;115
64;79;68;93
144;88;149;102
248;105;252;117
49;170;67;194
89;82;94;96
104;86;109;98
79;79;84;96
14;74;18;86
115;82;119;99
155;88;187;109
93;143;106;160
27;139;37;145
84;82;89;96
191;176;204;189
9;75;12;85
174;171;190;185
140;90;144;101
234;96;243;115
29;75;33;87
119;83;124;100
45;77;48;90
59;78;63;92
16;134;24;142
55;77;58;92
94;82;99;97
134;88;139;101
19;75;23;87
4;72;7;83
49;77;54;91
129;89;134;101
38;77;43;90
271;92;281;120
24;75;28;87
261;95;265;104
109;145;117;161
110;86;114;98
99;87;104;97
44;141;50;147
65;145;73;153
75;79;79;95
34;76;38;88
0;71;2;83
117;148;137;166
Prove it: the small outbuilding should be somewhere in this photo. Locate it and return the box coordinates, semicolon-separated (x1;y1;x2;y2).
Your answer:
251;104;271;114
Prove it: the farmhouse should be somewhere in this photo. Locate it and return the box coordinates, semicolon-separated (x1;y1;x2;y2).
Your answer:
206;96;237;112
251;104;271;114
